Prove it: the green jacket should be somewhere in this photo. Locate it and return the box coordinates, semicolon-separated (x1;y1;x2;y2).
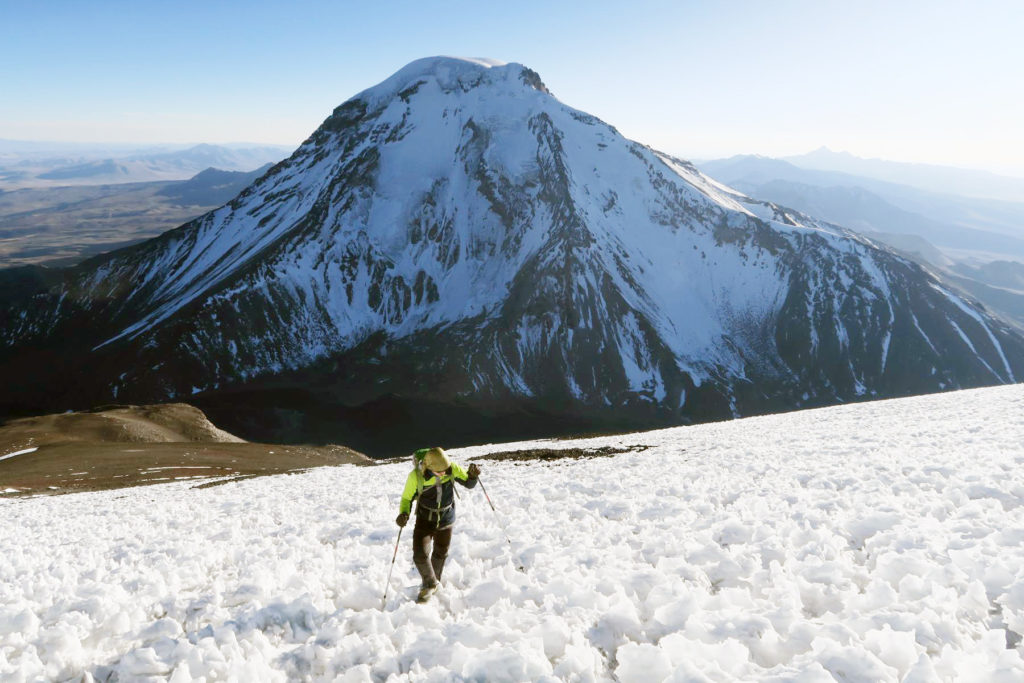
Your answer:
400;462;478;527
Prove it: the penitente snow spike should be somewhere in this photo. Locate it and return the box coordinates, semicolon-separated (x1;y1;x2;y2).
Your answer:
381;526;403;609
477;477;526;573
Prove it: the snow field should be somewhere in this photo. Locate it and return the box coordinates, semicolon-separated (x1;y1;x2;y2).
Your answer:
1;384;1024;681
0;447;38;463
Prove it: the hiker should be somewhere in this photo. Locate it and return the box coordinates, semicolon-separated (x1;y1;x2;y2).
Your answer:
396;446;480;602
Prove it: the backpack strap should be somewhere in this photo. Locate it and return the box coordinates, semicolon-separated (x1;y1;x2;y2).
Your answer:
412;448;430;497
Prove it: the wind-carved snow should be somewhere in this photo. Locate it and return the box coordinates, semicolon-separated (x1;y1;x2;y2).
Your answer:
3;385;1024;681
931;284;1016;383
911;312;938;354
948;319;1000;381
850;247;896;374
871;282;894;372
655;153;757;218
613;311;664;400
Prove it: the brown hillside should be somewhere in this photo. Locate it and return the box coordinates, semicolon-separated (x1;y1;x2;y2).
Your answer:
0;403;369;497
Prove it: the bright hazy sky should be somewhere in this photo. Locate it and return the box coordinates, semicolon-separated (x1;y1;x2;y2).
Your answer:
3;0;1022;175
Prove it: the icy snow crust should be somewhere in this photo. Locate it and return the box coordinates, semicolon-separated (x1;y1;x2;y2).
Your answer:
3;385;1024;681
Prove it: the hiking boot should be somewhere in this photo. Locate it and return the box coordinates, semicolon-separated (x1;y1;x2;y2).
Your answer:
416;581;438;604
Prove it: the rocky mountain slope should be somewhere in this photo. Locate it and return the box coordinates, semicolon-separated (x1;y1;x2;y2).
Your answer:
2;57;1023;449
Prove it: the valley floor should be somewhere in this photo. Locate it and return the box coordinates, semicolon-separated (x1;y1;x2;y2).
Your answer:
2;385;1023;681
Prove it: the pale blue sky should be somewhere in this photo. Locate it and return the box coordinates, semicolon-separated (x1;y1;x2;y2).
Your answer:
2;0;1022;174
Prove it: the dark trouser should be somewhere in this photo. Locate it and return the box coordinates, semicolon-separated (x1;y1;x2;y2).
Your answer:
412;515;452;587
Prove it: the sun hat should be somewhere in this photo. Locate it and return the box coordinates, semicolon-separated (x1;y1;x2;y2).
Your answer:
423;446;451;472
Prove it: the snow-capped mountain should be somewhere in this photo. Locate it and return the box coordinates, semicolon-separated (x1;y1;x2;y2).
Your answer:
2;57;1023;443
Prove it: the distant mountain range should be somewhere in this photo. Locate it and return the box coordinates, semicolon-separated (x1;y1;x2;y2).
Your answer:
155;164;275;206
697;155;1024;330
0;165;273;268
0;142;291;189
785;147;1024;203
700;156;1024;259
3;57;1022;455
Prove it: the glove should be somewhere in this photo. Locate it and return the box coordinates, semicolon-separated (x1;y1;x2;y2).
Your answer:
396;512;409;527
467;463;481;478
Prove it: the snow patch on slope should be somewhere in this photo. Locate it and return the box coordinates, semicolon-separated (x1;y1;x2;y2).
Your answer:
0;447;37;462
932;284;1016;382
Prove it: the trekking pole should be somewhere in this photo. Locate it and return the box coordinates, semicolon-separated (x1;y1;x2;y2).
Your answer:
477;477;525;572
381;526;403;609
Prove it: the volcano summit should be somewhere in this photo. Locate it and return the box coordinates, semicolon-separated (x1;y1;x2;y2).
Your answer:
3;57;1022;453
